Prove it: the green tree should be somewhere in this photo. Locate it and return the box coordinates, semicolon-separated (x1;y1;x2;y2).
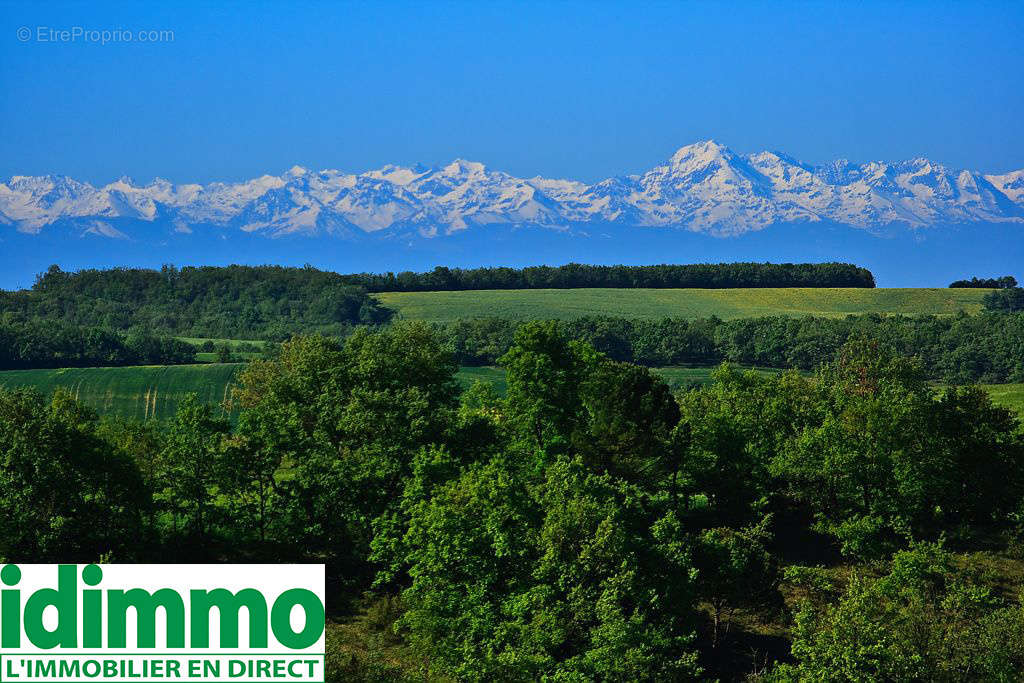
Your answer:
693;516;783;648
770;543;1024;681
0;388;147;561
770;341;936;558
97;416;164;530
389;324;703;680
983;287;1024;312
675;365;819;525
499;320;594;453
233;324;460;578
215;343;235;363
157;393;230;543
396;452;702;681
770;340;1024;558
577;357;680;484
221;427;284;546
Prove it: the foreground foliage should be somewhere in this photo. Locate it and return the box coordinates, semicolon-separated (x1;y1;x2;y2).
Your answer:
3;322;1024;680
770;543;1024;681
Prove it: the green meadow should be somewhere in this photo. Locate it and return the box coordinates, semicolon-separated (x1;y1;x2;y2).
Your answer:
376;287;990;322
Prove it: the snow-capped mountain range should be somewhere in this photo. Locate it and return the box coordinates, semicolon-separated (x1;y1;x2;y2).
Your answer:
2;141;1023;239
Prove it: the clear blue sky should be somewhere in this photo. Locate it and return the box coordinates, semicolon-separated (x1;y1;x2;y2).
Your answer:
2;0;1022;185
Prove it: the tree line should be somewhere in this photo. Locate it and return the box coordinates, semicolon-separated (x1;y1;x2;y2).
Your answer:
441;311;1024;383
949;275;1018;288
0;319;197;369
5;308;1024;382
0;264;392;340
3;322;1024;680
335;261;876;291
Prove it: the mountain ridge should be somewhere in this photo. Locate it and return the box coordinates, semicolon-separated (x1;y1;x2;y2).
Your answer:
2;141;1023;239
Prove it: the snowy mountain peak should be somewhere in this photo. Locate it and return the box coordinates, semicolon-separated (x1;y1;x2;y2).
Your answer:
1;143;1022;238
366;164;429;186
668;140;732;165
443;159;488;176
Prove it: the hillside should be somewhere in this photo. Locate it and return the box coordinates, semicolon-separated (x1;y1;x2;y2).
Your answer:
377;287;990;322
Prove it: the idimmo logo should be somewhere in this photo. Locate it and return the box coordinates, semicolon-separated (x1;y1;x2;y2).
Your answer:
0;565;325;682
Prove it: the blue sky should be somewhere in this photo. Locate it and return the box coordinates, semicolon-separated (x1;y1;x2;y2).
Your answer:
1;0;1022;185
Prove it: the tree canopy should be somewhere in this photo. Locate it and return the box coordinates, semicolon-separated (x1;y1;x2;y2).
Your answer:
3;324;1024;680
0;264;391;340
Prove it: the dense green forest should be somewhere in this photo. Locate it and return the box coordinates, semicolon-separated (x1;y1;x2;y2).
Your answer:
441;311;1024;383
335;262;876;291
0;264;391;340
0;319;197;369
4;322;1024;681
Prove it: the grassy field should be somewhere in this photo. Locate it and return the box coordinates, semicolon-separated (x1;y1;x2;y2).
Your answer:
376;287;990;322
456;366;508;394
982;384;1024;416
0;364;242;421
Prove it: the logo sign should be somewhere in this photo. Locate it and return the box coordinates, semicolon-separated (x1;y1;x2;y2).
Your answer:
0;565;325;683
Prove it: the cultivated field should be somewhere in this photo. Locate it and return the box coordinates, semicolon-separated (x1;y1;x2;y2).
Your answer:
376;287;990;322
0;364;242;421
